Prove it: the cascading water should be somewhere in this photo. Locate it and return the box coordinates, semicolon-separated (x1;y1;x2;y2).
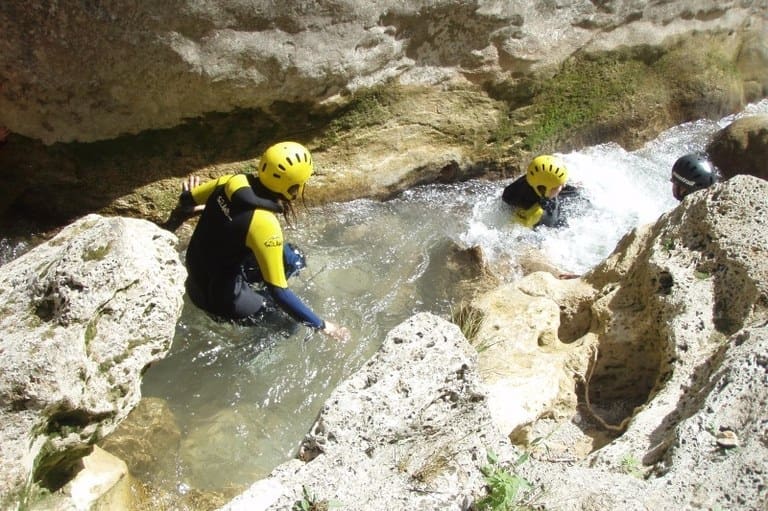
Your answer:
1;100;765;500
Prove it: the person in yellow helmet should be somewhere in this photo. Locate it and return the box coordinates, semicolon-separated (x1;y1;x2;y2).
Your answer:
170;141;350;342
502;154;582;229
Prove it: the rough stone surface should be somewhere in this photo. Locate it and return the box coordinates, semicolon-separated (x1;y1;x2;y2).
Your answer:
471;273;594;437
707;113;768;181
1;0;765;144
578;173;768;456
0;214;186;509
221;312;518;511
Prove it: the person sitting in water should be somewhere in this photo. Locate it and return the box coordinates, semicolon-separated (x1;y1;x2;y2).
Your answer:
170;140;350;342
670;153;718;201
502;154;582;229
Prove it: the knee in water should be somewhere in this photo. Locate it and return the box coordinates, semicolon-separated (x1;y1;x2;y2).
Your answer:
284;243;306;278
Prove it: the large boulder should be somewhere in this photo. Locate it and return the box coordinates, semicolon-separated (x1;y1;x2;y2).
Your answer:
477;174;768;509
707;113;768;181
0;214;186;509
0;0;764;144
220;312;518;511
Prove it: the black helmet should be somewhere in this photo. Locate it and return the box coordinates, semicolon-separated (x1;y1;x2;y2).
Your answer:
671;153;717;200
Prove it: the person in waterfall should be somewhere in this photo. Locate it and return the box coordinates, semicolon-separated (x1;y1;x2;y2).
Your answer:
670;153;718;201
501;154;582;229
502;154;585;279
169;140;350;342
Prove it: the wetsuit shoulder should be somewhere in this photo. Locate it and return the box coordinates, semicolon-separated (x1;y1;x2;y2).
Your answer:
225;174;282;213
502;176;539;209
189;175;235;205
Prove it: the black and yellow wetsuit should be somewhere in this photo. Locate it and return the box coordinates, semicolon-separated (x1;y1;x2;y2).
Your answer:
183;174;324;328
501;176;580;228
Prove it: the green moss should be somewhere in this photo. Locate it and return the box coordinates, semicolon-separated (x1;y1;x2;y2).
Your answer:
82;242;111;262
317;84;403;149
524;54;653;150
84;318;98;347
653;37;740;110
482;44;739;155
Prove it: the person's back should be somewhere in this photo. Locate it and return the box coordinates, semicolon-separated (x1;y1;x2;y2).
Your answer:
185;174;283;317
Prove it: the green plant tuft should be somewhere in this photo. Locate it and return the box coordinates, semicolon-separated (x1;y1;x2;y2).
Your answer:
620;453;644;479
292;485;342;511
475;450;536;511
450;302;484;343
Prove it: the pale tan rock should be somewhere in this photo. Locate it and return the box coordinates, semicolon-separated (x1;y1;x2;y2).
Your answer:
66;446;132;511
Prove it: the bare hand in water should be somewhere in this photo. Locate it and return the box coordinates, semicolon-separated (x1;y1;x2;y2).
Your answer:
323;321;352;342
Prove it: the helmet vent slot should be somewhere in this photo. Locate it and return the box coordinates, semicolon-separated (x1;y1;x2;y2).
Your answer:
278;164;286;171
285;157;293;165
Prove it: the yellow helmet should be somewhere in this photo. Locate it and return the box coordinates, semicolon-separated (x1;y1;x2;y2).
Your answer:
258;141;313;200
526;155;568;197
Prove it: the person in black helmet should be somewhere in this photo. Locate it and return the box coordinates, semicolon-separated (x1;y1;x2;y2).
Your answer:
671;153;718;201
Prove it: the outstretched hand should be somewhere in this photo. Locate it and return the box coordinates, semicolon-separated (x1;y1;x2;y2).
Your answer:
323;321;351;343
162;175;205;231
183;176;206;213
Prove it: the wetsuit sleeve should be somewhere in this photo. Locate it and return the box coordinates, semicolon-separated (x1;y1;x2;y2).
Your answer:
266;285;325;329
244;210;325;329
514;203;544;228
245;210;288;288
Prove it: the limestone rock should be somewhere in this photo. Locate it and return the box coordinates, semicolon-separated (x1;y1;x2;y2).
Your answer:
0;214;186;508
707;113;768;181
516;175;768;509
220;312;517;511
472;273;590;438
0;1;764;144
